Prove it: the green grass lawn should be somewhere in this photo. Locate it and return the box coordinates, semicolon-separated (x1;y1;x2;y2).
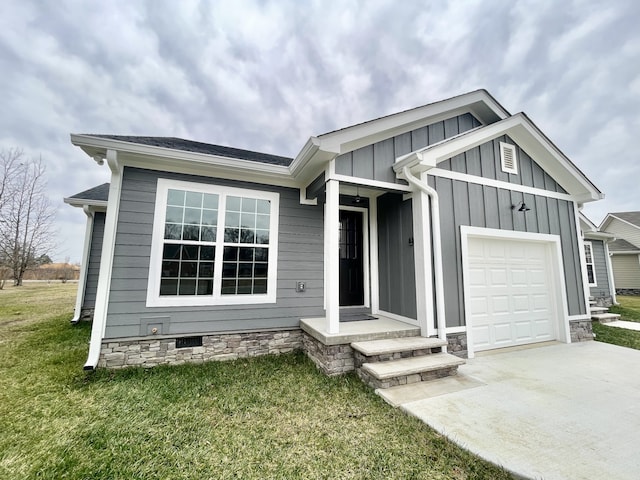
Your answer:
593;295;640;351
0;283;510;480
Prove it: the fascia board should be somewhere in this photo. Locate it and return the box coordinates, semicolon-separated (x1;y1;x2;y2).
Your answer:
579;213;598;232
610;250;640;254
599;214;615;230
63;197;108;209
317;90;509;155
584;231;615;240
71;134;291;178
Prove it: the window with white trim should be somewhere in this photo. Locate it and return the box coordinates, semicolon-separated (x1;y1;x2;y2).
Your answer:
500;142;518;175
147;179;279;307
583;241;597;286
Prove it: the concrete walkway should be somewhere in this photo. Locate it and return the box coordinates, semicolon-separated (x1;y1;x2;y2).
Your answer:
602;319;640;331
394;342;640;480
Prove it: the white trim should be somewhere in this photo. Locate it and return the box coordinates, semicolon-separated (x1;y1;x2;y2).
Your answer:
324;179;340;334
460;226;570;359
329;173;413;193
64;198;108;209
377;310;419;326
369;197;380;314
445;326;467;334
604;241;618;304
299;187;318;206
499;142;518;175
568;314;592;321
411;188;435;336
71;207;94;324
427;168;575;202
146;178;279;307
84;150;122;369
340;206;370;308
583;241;597;287
574;203;593;315
601;214;640;232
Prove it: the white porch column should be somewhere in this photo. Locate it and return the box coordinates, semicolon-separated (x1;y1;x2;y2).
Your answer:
324;179;340;334
411;189;435;337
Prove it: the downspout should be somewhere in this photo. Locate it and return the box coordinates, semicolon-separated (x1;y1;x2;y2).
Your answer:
603;239;618;305
70;206;94;324
402;166;447;347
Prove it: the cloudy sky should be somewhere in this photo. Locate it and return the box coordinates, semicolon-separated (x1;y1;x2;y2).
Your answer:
1;0;638;262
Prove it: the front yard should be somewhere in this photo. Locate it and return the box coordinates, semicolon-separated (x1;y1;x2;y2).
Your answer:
0;283;509;479
593;295;640;351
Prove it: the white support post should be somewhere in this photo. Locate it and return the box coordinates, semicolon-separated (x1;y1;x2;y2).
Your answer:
71;206;94;323
603;241;617;305
324;179;340;334
573;203;592;316
411;189;435;337
369;196;380;314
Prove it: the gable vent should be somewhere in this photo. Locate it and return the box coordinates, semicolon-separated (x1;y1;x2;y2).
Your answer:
500;142;518;175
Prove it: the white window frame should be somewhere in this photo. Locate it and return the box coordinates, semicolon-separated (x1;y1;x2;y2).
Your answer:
146;178;279;307
583;240;597;287
500;141;518;175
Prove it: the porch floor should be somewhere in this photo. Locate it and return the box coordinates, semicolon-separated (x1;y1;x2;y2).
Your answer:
300;315;420;346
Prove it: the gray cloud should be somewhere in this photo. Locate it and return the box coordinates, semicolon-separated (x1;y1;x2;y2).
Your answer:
0;0;638;261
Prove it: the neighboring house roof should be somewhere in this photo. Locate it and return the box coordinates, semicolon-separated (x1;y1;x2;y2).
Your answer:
87;135;293;167
579;212;615;240
608;238;640;253
64;183;110;208
603;211;640;229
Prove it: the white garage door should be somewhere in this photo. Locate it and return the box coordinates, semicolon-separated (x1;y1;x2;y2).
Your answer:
466;236;557;352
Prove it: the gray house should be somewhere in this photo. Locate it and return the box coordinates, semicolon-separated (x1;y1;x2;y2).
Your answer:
579;213;616;305
65;90;602;377
600;212;640;295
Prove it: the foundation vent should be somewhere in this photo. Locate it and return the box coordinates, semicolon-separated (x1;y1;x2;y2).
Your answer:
176;336;203;348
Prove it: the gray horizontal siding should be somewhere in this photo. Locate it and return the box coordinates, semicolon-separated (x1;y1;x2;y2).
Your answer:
105;167;325;339
439;135;567;193
611;254;640;289
335;113;481;183
428;175;586;328
588;239;611;299
82;211;105;309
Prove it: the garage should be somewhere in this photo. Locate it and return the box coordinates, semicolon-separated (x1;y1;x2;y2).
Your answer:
464;235;559;353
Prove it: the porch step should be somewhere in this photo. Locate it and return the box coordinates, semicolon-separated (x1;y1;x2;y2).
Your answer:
592;313;621;323
358;353;465;390
351;336;446;357
590;306;609;314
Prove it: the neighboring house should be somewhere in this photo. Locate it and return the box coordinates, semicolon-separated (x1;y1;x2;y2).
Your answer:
600;212;640;295
579;213;616;305
65;90;603;373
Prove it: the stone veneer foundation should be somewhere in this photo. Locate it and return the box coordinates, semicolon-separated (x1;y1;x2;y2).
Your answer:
302;332;355;376
570;319;595;342
99;330;302;369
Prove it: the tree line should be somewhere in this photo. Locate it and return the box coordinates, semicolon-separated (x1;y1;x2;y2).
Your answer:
0;148;56;287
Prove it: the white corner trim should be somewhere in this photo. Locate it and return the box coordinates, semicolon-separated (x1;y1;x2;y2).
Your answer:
71;207;94;324
369;198;380;314
460;226;571;359
146;178;280;308
84;150;122;369
427;168;575;201
574;203;593;313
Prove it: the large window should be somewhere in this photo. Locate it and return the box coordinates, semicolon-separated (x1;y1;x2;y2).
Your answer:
583;241;597;286
147;179;279;307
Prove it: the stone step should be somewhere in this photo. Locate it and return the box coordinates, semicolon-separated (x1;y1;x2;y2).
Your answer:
351;336;446;357
590;306;608;314
376;374;484;407
362;352;465;380
592;313;621;323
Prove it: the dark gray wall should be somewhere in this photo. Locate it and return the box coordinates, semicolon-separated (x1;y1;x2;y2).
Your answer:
588;239;612;299
335;113;481;182
377;193;417;319
83;211;105;309
428;175;586;327
105;167;325;339
439;135;568;194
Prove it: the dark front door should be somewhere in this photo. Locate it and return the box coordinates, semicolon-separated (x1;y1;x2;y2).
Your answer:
339;210;364;306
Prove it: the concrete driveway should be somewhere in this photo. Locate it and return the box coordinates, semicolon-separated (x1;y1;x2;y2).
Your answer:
391;341;640;480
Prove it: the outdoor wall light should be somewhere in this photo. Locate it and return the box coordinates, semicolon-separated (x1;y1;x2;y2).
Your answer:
511;201;531;212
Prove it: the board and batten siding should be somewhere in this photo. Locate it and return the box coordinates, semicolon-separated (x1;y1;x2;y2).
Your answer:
438;135;568;193
376;193;417;319
335;113;481;183
603;218;640;249
105;167;325;339
588;239;612;299
83;211;105;309
611;254;640;289
428;175;586;328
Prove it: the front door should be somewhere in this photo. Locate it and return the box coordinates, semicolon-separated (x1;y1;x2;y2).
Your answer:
339;210;364;306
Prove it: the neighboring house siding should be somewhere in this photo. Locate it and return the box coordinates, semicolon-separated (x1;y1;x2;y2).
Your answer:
105;167;325;339
603;218;640;248
376;193;417;319
611;254;640;289
83;211;105;309
428;176;586;327
437;135;567;193
588;239;611;299
335;113;481;182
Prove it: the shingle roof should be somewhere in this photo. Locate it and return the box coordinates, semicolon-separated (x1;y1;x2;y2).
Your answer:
67;183;110;202
611;211;640;228
608;238;640;252
88;135;293;167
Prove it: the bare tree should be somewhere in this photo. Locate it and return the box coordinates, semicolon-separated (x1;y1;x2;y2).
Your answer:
0;149;56;286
